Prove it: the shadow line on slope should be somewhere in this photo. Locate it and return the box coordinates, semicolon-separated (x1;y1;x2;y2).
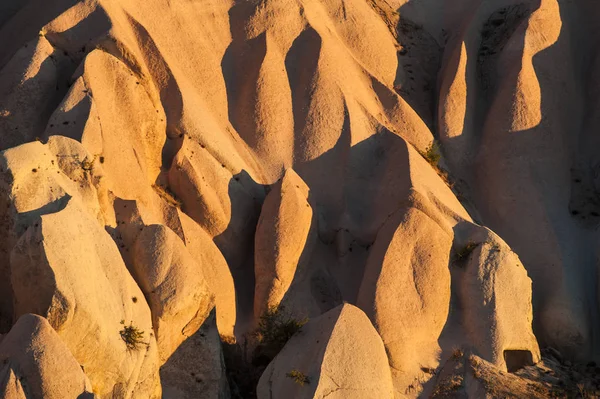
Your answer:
439;0;600;363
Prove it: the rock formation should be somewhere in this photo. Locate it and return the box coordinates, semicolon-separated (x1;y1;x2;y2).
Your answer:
1;0;599;397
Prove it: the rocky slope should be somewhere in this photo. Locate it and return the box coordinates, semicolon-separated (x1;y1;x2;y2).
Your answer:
0;0;599;397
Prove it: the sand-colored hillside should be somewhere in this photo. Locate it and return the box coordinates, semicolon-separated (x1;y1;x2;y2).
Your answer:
0;0;599;397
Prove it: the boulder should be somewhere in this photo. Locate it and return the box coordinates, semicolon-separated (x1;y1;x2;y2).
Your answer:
254;169;316;319
357;203;453;392
10;200;161;398
132;224;214;361
132;224;230;398
0;136;107;331
257;304;394;399
455;227;541;372
178;210;237;340
0;314;93;399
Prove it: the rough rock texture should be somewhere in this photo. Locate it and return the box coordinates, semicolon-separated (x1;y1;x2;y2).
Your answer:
132;224;214;361
10;200;161;398
160;310;230;399
1;0;597;396
176;210;237;341
455;228;541;372
357;204;453;393
132;224;230;397
256;304;394;398
254;168;316;319
0;137;107;331
429;350;600;399
0;314;93;399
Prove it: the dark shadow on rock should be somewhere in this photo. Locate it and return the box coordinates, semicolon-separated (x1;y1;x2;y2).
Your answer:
213;169;265;338
221;1;267;151
0;193;71;333
0;0;80;69
285;26;322;150
256;304;345;399
0;45;75;151
42;94;93;143
161;308;230;399
441;0;600;362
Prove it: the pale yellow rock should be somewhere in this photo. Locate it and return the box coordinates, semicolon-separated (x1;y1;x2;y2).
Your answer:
455;227;541;371
132;224;230;397
357;204;452;394
254;169;315;319
0;314;93;399
177;209;237;340
0;367;26;399
3;0;593;394
45;48;166;201
10;200;161;398
168;137;263;270
160;310;230;399
0;137;107;331
436;0;592;360
257;304;394;399
132;224;214;362
0;35;73;150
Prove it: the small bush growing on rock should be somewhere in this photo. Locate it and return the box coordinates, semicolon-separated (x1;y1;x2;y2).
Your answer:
286;369;310;386
417;141;456;190
152;184;182;208
120;323;145;350
255;306;307;357
485;241;501;253
224;307;309;398
80;156;95;171
452;348;464;359
453;241;478;264
423;141;441;167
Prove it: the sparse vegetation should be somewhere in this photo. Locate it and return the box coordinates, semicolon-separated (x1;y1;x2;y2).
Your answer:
120;323;145;350
453;241;479;265
431;375;464;397
286;369;310;386
81;156;95;171
485;240;501;253
224;307;309;398
417;140;455;190
152;184;182;208
452;348;464;359
254;306;307;359
423;141;441;167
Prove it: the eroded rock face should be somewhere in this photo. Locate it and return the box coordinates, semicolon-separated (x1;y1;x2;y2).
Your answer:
0;314;93;399
0;137;108;332
254;169;316;319
176;210;237;341
160;310;230;399
455;227;541;372
257;304;394;399
2;0;595;396
132;224;214;362
357;204;452;393
10;200;161;398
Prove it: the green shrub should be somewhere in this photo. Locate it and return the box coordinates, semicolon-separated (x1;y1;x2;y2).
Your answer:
286;369;310;386
224;308;308;398
254;306;307;357
452;348;464;359
453;241;478;264
120;323;145;350
423;141;441;166
152;184;182;208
